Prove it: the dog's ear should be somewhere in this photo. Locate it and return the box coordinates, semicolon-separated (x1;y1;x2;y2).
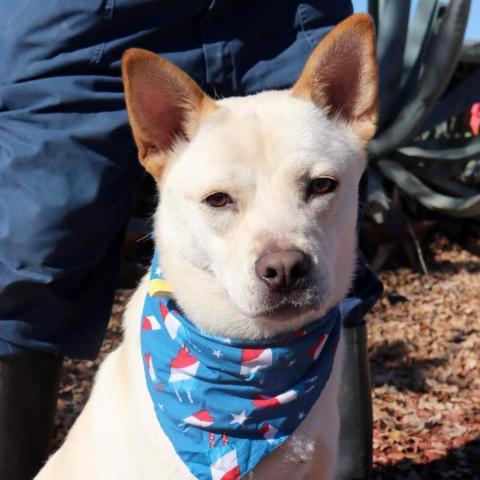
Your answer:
292;14;378;143
122;48;216;178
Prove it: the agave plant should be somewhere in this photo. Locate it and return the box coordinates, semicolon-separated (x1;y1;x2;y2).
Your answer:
362;0;479;269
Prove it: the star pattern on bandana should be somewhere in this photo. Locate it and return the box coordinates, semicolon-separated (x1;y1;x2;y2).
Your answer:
212;349;223;358
230;410;249;426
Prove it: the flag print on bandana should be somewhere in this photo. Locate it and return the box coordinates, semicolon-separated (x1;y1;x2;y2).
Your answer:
240;348;273;379
143;353;156;382
209;445;240;480
142;315;161;331
184;409;215;428
309;333;327;361
169;346;199;403
159;302;187;341
252;389;298;408
141;251;341;479
259;423;280;444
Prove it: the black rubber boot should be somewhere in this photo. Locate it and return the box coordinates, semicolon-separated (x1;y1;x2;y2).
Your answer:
336;323;373;480
0;350;63;480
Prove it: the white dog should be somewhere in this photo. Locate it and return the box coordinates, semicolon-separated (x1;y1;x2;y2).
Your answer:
36;14;378;480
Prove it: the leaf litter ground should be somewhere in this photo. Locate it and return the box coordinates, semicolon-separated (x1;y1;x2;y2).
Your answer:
50;235;479;479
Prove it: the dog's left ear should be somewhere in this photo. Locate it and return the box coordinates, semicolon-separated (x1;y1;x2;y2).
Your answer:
292;14;378;143
122;48;216;178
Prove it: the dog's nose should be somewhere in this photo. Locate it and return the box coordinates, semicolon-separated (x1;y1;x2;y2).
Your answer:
255;250;311;293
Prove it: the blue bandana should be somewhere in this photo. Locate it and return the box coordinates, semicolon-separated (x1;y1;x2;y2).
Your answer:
140;251;341;480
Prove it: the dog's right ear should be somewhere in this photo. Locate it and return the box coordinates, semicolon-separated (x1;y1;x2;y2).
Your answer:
122;49;216;178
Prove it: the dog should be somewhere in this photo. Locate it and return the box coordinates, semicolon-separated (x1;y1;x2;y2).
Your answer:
36;13;378;480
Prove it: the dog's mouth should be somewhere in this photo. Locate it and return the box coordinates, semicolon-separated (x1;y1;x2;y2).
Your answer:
254;287;329;322
260;302;317;321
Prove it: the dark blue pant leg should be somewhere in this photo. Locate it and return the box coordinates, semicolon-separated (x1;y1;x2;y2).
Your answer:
0;74;140;358
0;1;141;358
0;0;219;359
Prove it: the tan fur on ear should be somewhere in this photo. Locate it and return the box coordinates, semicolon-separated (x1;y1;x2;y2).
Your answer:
292;14;378;143
122;48;216;178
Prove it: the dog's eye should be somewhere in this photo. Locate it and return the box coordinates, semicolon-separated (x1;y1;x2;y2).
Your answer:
204;192;233;208
307;177;338;199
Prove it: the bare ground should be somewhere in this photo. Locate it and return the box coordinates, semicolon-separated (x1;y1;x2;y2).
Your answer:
51;235;480;479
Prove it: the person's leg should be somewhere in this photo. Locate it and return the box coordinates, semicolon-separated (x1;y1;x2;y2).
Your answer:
0;2;217;477
336;172;384;480
337;259;383;480
0;350;63;480
196;0;354;97
0;3;140;478
0;0;143;359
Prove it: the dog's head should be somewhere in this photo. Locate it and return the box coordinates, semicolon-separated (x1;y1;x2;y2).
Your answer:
122;14;378;339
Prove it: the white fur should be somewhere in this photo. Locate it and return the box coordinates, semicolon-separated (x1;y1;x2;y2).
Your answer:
36;89;366;480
